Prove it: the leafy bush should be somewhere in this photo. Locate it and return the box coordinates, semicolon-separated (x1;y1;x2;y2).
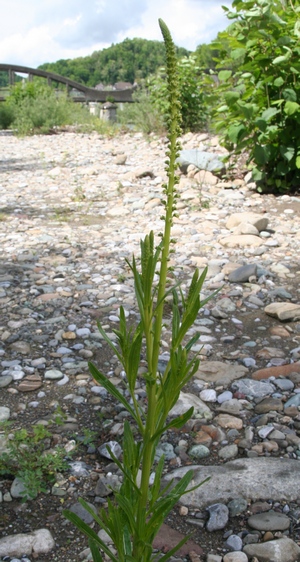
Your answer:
213;0;300;193
148;54;211;132
0;423;70;501
0;103;15;129
3;81;101;135
118;89;166;135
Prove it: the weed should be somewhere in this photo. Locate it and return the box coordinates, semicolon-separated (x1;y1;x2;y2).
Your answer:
0;423;70;501
64;19;215;562
72;186;86;202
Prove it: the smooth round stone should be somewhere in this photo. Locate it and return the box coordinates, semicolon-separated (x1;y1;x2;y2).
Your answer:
217;391;233;404
242;358;256;368
10;477;27;498
72;396;85;404
206;503;229;531
228;497;248;517
188;444;210;459
0;375;13;388
18;375;42;392
56;346;73;355
247;510;290;531
76;328;91;337
218;444;238;460
284;394;300;409
56;374;69;386
0;406;10;421
68;501;98;524
154;442;176;461
225;534;243;551
223;553;248;562
200;389;217;402
90;386;107;396
11;370;25;381
44;369;64;380
274;378;294;391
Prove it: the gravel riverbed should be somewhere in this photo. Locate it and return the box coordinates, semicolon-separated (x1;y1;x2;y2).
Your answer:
0;129;300;562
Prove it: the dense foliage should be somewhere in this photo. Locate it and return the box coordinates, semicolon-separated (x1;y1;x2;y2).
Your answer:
0;81;114;135
39;38;189;87
147;55;212;132
213;0;300;193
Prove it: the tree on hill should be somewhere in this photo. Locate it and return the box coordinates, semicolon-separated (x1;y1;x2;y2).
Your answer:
38;38;190;87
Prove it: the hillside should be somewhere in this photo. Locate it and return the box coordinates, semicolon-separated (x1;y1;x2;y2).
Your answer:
38;38;190;87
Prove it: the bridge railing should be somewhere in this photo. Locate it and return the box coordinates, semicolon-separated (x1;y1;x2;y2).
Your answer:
0;64;134;103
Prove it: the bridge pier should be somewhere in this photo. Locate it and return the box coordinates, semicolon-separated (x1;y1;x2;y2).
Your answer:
8;69;14;86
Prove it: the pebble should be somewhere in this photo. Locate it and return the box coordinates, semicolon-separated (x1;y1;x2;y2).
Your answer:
1;131;300;562
206;503;229;531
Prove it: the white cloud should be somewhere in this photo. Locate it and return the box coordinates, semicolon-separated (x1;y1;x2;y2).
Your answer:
0;0;230;68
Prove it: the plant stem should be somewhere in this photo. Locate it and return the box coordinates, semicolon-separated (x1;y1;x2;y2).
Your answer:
133;19;181;560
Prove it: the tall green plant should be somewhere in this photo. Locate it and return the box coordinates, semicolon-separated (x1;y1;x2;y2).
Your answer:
64;19;212;562
213;0;300;193
148;54;210;132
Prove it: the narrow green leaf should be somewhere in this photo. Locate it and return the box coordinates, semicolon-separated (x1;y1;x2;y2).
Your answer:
88;362;138;422
63;510;118;562
88;539;103;562
296;155;300;169
96;321;123;364
151;407;194;441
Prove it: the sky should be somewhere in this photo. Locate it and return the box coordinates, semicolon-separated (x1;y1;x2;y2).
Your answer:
1;0;231;69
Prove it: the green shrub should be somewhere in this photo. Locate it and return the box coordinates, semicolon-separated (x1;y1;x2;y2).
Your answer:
4;81;106;135
0;103;15;129
148;54;211;132
213;0;300;193
118;89;166;135
0;423;70;501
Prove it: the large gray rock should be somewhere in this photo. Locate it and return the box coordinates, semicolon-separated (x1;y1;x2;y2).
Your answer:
231;378;276;399
243;537;300;562
219;234;264;248
0;529;55;557
264;302;300;322
170;392;211;418
177;150;225;174
195;361;248;385
163;458;300;508
226;212;269;232
247;510;290;531
228;264;257;283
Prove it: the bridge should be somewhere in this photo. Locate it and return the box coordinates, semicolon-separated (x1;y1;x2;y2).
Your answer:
0;64;134;103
